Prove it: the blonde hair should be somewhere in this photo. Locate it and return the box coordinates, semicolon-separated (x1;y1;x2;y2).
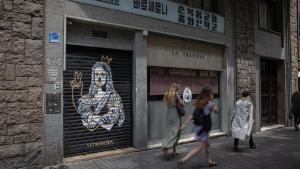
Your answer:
163;83;180;106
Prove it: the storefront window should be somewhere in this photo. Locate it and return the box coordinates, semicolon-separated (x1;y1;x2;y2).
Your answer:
148;67;220;100
148;66;221;140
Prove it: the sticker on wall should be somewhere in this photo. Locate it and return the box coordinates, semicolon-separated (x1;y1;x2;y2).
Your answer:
49;32;61;43
47;67;59;82
183;87;192;103
70;56;125;132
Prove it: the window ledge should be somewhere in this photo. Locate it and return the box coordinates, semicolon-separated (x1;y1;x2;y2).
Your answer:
258;27;283;36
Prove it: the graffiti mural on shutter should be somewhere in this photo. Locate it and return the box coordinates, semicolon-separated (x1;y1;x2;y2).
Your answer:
64;45;133;157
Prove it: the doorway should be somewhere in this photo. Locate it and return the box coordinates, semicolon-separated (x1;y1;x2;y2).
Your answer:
260;59;278;126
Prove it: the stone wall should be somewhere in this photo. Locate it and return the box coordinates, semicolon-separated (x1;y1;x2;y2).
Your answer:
290;0;299;92
235;0;298;129
235;0;259;131
0;0;44;168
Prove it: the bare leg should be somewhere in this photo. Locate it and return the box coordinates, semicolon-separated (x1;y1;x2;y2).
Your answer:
204;141;212;163
180;141;205;163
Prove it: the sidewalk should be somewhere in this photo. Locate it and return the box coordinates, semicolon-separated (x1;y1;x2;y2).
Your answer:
53;128;300;169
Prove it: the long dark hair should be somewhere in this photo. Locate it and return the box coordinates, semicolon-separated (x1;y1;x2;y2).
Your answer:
194;94;208;109
201;87;213;98
293;91;300;96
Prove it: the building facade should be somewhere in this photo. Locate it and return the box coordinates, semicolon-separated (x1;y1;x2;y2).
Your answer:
0;0;298;168
236;0;293;130
43;0;234;165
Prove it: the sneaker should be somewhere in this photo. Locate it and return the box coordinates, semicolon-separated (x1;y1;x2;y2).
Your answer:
233;147;239;152
295;126;299;131
250;144;256;149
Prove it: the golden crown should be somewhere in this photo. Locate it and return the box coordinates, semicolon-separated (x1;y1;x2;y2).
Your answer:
101;55;112;65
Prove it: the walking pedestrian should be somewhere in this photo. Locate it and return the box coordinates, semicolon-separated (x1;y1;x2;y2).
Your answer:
231;91;256;152
162;83;184;159
178;92;218;168
291;91;300;131
201;87;218;165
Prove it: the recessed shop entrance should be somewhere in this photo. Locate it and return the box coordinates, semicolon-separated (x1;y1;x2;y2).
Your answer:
148;67;221;140
63;45;133;157
147;35;224;141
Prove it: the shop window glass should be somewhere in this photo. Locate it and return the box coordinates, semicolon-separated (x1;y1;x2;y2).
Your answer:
148;67;220;100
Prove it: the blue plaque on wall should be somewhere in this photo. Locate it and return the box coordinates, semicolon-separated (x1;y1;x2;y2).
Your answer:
49;32;61;43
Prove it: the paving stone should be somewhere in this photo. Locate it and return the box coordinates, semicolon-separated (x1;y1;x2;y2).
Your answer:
65;128;300;169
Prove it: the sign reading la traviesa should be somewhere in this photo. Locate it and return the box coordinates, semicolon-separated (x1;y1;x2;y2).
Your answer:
72;0;224;33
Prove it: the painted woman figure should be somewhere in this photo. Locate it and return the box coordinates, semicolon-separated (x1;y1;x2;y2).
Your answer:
161;83;184;159
75;61;125;131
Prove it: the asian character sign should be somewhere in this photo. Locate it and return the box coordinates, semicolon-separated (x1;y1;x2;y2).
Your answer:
72;0;224;33
176;5;219;31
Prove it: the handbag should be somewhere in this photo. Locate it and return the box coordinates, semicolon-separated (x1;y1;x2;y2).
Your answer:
176;96;186;117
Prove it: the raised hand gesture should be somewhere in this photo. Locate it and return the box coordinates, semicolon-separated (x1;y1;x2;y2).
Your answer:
70;71;84;112
70;71;83;88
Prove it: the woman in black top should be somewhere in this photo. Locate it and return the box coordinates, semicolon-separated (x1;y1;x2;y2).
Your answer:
178;93;217;168
292;91;300;131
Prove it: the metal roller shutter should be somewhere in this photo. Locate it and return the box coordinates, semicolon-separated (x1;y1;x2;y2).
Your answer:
63;45;133;157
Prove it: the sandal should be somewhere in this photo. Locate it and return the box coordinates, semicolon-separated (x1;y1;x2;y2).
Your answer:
172;152;180;157
233;147;239;152
162;149;171;160
250;144;257;149
207;161;218;167
164;153;173;160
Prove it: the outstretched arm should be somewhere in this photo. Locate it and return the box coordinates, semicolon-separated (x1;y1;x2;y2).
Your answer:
230;105;237;124
176;94;184;106
181;113;193;130
246;103;254;136
70;71;83;112
211;104;218;113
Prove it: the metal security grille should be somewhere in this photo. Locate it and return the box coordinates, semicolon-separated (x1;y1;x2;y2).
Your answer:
261;60;277;126
63;45;133;157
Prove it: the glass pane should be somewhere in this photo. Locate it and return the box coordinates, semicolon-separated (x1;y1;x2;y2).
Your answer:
268;1;276;31
259;0;268;29
269;0;283;33
149;67;220;96
148;66;221;141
